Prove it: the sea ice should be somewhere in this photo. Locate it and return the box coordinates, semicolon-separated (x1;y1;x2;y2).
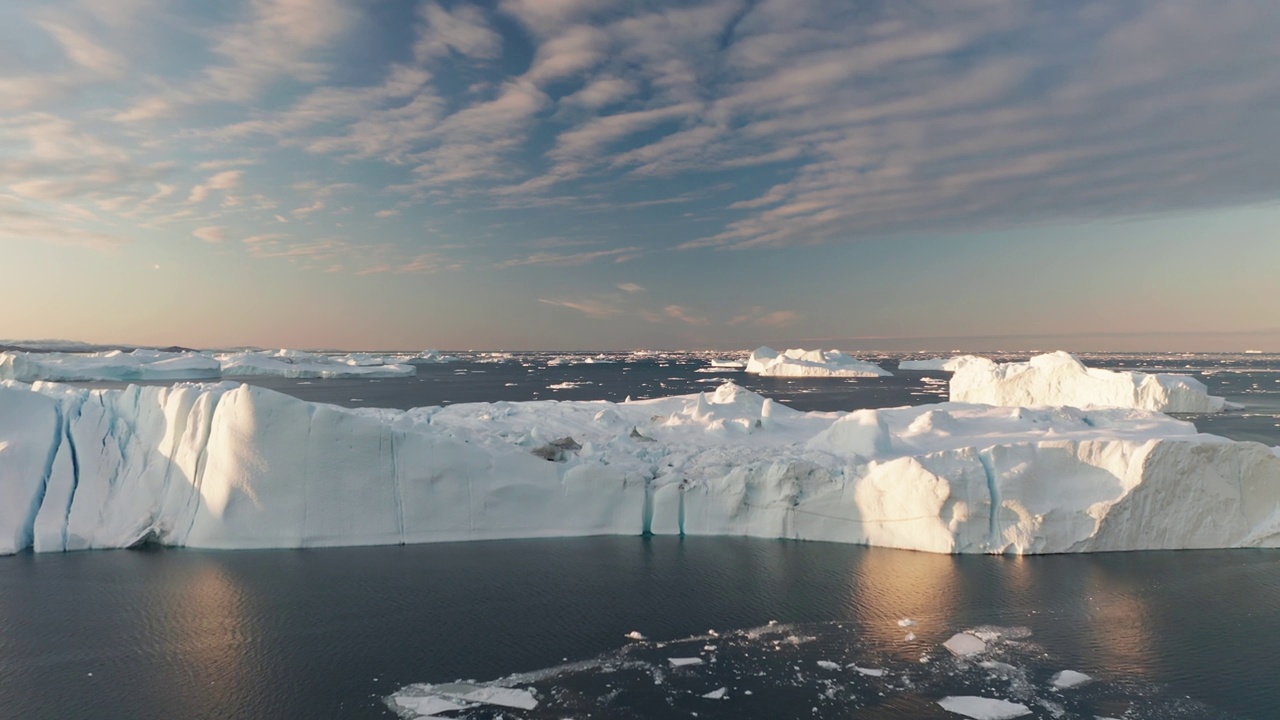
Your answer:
669;658;704;667
937;696;1032;719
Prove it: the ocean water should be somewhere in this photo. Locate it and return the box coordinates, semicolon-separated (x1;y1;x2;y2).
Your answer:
5;351;1279;719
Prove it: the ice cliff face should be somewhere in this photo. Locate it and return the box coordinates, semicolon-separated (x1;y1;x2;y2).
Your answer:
745;347;891;377
949;351;1228;413
1;380;1276;556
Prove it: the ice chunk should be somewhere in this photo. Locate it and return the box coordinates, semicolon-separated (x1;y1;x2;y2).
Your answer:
897;618;918;627
701;687;727;699
943;633;987;657
625;631;647;641
392;694;468;716
898;356;984;372
849;666;885;677
937;696;1031;719
1050;669;1091;689
668;657;704;667
816;660;841;670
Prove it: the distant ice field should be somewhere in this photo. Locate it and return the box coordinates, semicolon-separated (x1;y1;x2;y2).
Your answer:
62;351;1280;444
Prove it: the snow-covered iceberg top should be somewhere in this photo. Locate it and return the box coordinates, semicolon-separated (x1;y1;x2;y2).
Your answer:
215;349;415;378
2;379;1277;557
898;355;984;372
0;348;424;382
0;349;221;382
745;347;891;377
950;351;1229;413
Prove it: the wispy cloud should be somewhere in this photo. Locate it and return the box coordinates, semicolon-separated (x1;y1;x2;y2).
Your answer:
496;246;642;268
537;297;622;318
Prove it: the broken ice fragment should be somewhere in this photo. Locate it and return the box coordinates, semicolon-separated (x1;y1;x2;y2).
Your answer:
937;696;1032;719
943;632;987;657
668;657;704;667
701;687;727;700
1050;669;1092;689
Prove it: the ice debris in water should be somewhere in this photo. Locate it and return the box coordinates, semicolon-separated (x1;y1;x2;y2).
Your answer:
937;695;1032;719
625;631;647;641
1050;669;1092;689
897;618;918;627
386;621;1236;720
943;632;988;657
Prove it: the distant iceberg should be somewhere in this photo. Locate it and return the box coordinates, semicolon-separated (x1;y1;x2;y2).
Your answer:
2;379;1277;556
745;347;891;377
0;348;430;382
898;356;983;372
950;351;1229;413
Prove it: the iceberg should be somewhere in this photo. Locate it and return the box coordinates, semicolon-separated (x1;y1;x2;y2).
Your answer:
950;351;1229;413
898;356;984;372
1;379;1278;556
215;349;415;378
0;348;417;381
0;349;221;382
745;347;891;377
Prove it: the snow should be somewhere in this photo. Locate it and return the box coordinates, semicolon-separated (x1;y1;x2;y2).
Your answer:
1;379;1279;555
1050;670;1091;689
937;696;1032;719
899;355;984;372
745;346;891;377
943;633;988;657
950;351;1228;413
0;348;417;381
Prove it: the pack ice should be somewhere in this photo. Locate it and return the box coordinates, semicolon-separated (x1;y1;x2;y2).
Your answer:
950;352;1229;413
1;380;1278;556
745;347;891;377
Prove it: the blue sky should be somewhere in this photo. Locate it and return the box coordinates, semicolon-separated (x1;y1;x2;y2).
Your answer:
2;0;1279;351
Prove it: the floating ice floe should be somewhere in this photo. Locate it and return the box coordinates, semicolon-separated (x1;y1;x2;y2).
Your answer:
950;351;1231;413
1049;669;1092;689
745;346;891;377
943;633;988;657
937;695;1032;719
1;379;1278;555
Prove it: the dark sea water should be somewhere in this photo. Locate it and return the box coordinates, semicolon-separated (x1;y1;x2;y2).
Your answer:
6;351;1280;719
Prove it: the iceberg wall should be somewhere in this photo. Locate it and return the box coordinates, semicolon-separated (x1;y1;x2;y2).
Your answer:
949;351;1228;413
1;380;1277;556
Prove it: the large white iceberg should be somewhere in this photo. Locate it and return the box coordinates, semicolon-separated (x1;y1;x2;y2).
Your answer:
745;347;891;377
950;351;1228;413
1;379;1277;556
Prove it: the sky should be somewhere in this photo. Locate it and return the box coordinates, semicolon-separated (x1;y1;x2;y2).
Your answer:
2;0;1279;352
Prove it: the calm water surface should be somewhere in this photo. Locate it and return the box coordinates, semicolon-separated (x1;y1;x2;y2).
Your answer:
2;538;1280;719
